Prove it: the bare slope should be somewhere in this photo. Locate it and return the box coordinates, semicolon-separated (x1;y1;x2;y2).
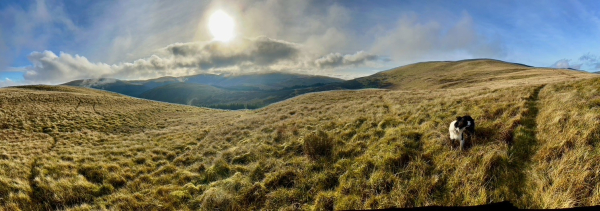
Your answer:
349;59;597;90
1;61;600;210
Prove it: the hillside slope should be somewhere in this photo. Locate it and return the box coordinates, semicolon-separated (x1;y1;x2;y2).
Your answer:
64;73;345;109
323;59;597;90
63;59;596;110
1;61;600;210
138;83;299;109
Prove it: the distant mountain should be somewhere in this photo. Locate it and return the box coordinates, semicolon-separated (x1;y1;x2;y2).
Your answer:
138;83;304;109
65;59;598;109
64;72;344;109
63;77;179;97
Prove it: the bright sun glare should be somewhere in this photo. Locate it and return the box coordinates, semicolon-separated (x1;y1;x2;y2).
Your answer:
208;10;235;42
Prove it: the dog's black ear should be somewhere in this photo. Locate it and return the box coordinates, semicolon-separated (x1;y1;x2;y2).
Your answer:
456;116;462;121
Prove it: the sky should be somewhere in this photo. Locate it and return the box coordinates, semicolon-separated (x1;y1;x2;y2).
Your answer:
1;0;600;87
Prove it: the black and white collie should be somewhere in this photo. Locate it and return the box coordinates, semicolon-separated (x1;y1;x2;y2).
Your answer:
449;115;475;150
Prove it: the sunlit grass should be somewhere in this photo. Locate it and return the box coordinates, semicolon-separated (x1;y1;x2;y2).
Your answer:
0;71;599;210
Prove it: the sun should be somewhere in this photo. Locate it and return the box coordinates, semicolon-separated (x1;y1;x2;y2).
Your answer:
208;10;235;42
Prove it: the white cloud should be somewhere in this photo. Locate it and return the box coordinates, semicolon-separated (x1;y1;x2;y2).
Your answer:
552;59;582;69
59;0;359;65
579;53;600;70
25;51;113;83
548;53;600;71
2;1;518;84
20;37;382;84
315;51;379;68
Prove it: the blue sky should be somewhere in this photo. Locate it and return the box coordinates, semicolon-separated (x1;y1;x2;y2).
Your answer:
1;0;600;86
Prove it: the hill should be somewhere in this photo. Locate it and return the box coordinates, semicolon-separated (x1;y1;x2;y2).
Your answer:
2;60;600;210
64;60;596;110
138;83;301;109
64;72;344;109
63;78;178;97
317;59;596;91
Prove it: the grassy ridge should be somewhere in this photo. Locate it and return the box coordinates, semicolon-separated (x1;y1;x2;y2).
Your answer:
1;63;600;210
346;59;595;90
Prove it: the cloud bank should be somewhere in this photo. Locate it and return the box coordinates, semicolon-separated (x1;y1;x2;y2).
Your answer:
21;37;384;84
314;51;378;68
551;53;600;70
1;0;519;86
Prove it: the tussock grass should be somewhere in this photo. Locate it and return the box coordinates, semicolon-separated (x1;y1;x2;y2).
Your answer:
525;78;600;208
302;130;334;160
0;68;599;210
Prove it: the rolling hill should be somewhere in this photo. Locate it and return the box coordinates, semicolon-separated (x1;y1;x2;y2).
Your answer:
65;59;596;110
2;59;600;210
315;59;596;91
64;72;344;109
138;83;301;109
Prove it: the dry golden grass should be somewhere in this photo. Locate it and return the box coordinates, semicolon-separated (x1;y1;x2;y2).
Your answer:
0;63;599;210
525;78;600;208
369;59;597;90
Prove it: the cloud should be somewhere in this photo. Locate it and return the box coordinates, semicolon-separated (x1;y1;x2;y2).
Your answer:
37;0;358;65
24;50;113;83
551;53;600;71
551;59;582;70
3;1;520;84
77;78;118;87
579;53;600;70
370;12;506;62
315;51;379;68
20;37;381;84
0;77;21;87
314;53;344;68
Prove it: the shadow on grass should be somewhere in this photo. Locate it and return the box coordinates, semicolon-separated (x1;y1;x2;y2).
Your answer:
484;85;545;207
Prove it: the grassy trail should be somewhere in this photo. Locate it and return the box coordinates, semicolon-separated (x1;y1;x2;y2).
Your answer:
28;134;59;210
508;84;545;207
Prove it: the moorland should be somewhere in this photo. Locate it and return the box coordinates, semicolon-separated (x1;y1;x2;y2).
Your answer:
1;59;600;210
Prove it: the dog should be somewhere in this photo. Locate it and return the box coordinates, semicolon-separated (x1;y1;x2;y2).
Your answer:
449;115;475;150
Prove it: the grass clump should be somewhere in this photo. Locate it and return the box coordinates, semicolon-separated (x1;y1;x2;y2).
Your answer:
264;169;297;189
314;191;336;210
196;188;239;211
237;183;268;209
77;165;107;184
202;159;232;183
303;130;334;160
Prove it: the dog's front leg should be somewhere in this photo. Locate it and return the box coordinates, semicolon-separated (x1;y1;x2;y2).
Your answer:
459;134;465;150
